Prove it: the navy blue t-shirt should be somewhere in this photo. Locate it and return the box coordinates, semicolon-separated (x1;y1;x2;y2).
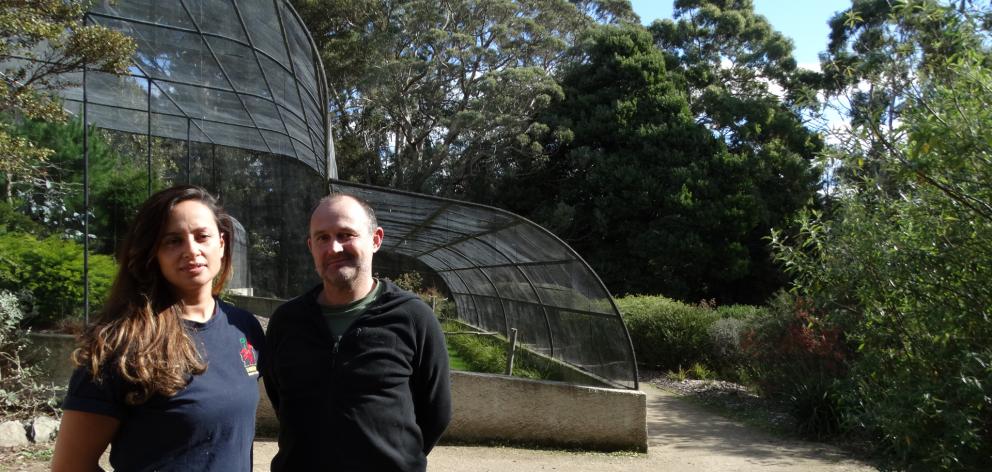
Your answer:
63;301;264;472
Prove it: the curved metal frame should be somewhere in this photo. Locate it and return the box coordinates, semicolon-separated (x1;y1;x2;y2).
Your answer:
70;0;331;176
330;179;639;390
55;0;640;390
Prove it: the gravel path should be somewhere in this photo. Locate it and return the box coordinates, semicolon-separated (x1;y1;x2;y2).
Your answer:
254;381;874;472
1;379;875;471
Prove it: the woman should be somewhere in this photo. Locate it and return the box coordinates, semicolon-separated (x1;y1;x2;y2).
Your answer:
52;185;264;472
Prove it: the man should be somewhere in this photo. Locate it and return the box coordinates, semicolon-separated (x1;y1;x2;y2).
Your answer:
262;193;452;471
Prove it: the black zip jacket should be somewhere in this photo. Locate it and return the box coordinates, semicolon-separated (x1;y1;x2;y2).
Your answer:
262;280;452;472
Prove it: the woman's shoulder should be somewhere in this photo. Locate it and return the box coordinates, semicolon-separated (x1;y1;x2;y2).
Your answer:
217;300;263;333
218;299;254;318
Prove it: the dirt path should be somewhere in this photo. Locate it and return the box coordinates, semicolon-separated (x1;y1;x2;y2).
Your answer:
1;383;874;471
252;383;874;472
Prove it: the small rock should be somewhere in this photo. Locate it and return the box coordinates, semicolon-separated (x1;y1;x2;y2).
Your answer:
0;420;29;447
29;416;59;444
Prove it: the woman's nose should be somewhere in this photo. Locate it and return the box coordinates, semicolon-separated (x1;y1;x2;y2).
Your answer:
181;236;199;255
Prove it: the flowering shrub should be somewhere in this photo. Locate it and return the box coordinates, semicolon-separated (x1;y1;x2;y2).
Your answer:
740;292;847;438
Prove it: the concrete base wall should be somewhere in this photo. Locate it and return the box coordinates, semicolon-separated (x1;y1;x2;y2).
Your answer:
446;371;646;451
257;371;647;452
35;332;646;452
228;294;282;318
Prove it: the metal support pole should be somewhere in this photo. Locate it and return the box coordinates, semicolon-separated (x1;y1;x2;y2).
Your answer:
146;79;152;196
504;328;518;376
186;118;191;184
82;59;90;326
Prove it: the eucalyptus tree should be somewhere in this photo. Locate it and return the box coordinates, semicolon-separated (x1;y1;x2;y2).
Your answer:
0;0;133;203
292;0;635;194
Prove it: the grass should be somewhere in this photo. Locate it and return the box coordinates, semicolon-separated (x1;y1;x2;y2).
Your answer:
17;446;53;461
447;344;470;371
441;321;559;381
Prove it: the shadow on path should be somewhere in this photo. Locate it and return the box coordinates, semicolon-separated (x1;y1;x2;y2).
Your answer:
250;383;874;472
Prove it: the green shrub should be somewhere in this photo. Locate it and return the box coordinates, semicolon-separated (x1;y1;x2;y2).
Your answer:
0;202;44;235
689;362;715;380
0;290;58;418
714;304;767;320
617;295;719;370
706;317;749;378
441;320;553;381
0;232;116;325
390;271;423;293
740;291;845;439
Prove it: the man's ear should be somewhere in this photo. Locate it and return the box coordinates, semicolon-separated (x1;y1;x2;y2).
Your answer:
306;237;312;251
371;227;384;252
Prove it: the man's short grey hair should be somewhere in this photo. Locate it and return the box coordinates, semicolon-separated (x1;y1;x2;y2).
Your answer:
309;193;378;235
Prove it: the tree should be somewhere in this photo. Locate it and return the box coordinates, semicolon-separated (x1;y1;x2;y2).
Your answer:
292;0;635;195
774;2;992;468
648;0;823;301
1;0;134;203
504;23;776;302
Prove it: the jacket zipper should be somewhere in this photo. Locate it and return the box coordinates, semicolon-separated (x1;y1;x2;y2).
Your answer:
331;326;362;369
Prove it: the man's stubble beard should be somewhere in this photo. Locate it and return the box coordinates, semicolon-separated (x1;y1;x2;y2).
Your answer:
321;258;368;290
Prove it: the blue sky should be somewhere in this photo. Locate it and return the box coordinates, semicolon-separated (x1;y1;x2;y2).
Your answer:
628;0;852;68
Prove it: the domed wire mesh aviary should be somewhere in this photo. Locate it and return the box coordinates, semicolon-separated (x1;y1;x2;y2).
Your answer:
3;0;639;389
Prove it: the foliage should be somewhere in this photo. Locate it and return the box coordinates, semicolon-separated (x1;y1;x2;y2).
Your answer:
441;320;554;381
619;294;719;370
665;362;717;382
0;232;115;325
617;293;765;373
739;292;845;438
390;271;424;293
647;0;823;302
292;0;633;195
774;2;992;466
706;317;748;376
0;200;43;235
503;23;808;303
4;118;153;250
0;0;134;203
0;290;58;419
713;304;766;320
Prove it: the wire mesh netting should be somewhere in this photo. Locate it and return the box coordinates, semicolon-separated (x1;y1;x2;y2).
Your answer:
59;0;332;178
330;181;638;389
3;0;638;389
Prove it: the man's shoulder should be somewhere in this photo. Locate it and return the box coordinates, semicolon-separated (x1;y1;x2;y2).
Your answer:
376;281;430;309
374;281;439;325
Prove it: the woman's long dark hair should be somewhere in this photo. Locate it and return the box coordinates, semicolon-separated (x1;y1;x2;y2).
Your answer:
73;185;234;404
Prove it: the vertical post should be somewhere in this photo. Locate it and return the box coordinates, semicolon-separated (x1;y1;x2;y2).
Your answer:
504;327;518;376
81;41;90;326
146;78;152;196
186;118;192;184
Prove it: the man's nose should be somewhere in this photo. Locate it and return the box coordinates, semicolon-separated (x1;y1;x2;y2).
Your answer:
331;239;344;253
